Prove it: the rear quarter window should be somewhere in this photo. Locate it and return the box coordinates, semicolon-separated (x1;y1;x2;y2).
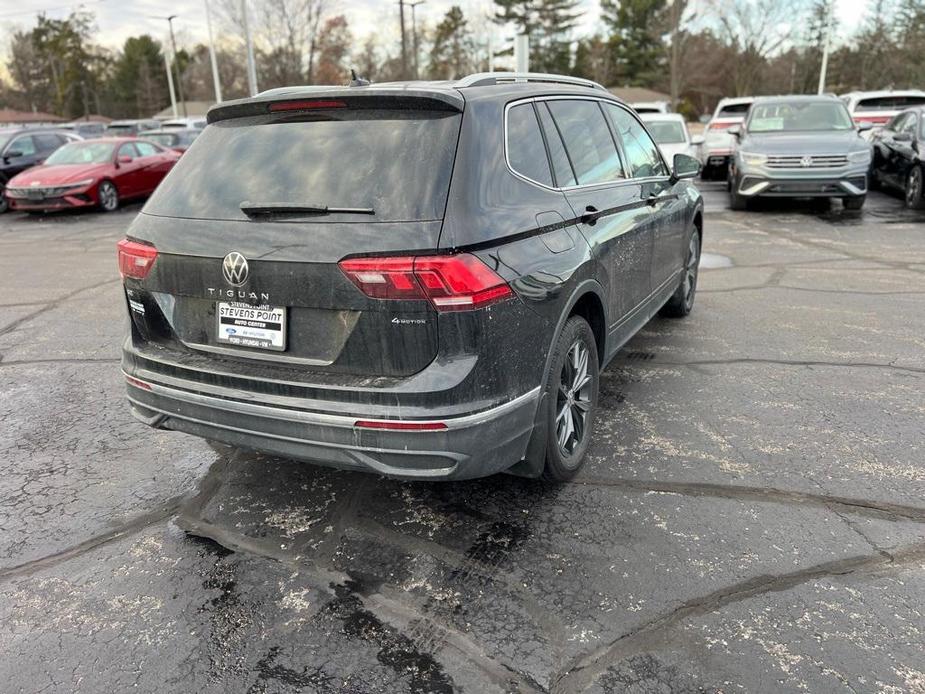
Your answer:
506;103;553;187
144;108;461;223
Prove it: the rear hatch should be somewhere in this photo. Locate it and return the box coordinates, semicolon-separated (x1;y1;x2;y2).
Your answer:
126;95;463;378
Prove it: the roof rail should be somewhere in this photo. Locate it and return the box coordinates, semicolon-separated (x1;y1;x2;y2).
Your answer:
455;72;607;92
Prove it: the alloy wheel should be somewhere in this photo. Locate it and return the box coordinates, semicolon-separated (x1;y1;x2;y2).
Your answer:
683;234;700;309
99;182;118;211
556;340;593;456
907;167;923;207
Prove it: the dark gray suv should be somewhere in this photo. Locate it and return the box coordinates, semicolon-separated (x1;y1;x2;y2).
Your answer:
118;72;704;481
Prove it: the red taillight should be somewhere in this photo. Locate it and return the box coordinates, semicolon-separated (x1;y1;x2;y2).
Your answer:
354;420;447;431
338;253;513;311
117;239;158;279
707;121;737;131
853;115;890;125
269;100;347;112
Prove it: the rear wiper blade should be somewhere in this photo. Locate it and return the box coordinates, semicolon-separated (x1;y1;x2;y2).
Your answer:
240;201;375;218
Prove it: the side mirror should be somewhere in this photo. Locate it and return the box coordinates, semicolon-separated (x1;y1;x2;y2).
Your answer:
727;124;742;139
893;131;913;142
857;122;874;132
117;155;133;164
672;153;701;180
5;150;23;159
691;135;705;146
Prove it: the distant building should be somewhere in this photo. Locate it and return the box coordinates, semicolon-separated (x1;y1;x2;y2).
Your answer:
153;101;216;120
607;87;672;104
0;109;67;126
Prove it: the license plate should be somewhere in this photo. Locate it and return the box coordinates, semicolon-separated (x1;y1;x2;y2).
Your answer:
27;189;44;200
216;302;286;351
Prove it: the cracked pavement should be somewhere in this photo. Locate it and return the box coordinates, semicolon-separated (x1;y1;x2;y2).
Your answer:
1;187;924;693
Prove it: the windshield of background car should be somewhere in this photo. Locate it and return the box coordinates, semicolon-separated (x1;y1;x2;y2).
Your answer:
748;102;854;132
144;108;461;222
645;121;686;144
717;103;751;118
857;96;925;111
43;141;115;165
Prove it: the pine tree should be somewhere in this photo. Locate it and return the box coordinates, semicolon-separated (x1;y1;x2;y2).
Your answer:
429;7;475;80
493;0;583;73
600;0;666;87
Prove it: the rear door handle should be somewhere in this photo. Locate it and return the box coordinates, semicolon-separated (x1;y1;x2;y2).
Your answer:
646;195;659;207
580;205;600;225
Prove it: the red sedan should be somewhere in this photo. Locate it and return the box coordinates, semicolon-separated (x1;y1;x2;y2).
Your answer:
4;137;180;213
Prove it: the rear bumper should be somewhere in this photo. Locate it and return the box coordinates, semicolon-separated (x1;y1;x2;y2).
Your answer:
125;373;540;480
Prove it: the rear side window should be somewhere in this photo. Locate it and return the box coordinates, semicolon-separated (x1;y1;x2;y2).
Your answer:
605;104;668;178
547;100;624;185
34;133;64;151
507;103;553;186
145;109;461;222
135;141;159;156
536;104;577;187
717;103;751;117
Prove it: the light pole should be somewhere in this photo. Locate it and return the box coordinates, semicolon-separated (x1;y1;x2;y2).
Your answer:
817;2;833;95
242;0;258;95
153;15;187;117
398;0;408;80
204;0;223;103
408;0;425;79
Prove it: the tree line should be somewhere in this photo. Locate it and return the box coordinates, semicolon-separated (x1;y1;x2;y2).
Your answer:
2;0;924;121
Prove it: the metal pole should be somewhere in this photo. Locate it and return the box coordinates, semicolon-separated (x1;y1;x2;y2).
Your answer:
166;16;188;117
514;34;529;73
205;0;223;103
408;1;425;79
398;0;408;80
817;2;832;94
242;0;259;96
164;51;178;117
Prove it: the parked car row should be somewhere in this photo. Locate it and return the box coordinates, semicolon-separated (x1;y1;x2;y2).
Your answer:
1;118;203;214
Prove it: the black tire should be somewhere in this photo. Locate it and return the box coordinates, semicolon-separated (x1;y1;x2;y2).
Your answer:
541;316;599;482
843;195;865;211
905;165;925;210
729;189;748;211
0;188;8;214
98;180;119;212
661;230;701;318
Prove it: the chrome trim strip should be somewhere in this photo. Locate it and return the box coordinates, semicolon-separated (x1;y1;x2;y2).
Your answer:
183;340;334;366
125;372;540;431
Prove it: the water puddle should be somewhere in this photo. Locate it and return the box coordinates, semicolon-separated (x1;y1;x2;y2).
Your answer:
700;253;733;269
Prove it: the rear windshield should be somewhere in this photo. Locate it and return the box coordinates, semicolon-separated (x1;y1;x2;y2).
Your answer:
645;121;686;144
857;96;925;111
717;103;751;117
144;109;461;222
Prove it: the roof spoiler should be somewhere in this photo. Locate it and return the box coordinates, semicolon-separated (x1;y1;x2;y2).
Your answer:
207;87;464;124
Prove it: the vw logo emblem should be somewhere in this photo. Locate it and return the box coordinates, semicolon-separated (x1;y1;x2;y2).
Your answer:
222;252;249;286
800;155;813;168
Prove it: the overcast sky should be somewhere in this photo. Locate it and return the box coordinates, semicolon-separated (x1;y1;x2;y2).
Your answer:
1;0;872;56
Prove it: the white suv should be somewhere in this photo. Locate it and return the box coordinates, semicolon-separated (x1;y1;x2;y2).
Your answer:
840;90;925;139
700;97;754;180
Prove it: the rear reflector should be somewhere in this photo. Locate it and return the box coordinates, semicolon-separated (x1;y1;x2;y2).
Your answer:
117;239;158;279
354;420;447;431
124;375;151;390
269;100;347;112
339;253;513;311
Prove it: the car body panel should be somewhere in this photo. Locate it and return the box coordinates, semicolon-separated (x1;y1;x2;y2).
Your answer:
871;107;924;192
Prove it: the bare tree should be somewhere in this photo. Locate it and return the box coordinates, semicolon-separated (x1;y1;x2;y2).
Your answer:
710;0;799;95
216;0;326;85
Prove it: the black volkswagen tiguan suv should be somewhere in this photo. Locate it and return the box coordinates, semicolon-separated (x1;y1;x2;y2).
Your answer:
119;72;704;481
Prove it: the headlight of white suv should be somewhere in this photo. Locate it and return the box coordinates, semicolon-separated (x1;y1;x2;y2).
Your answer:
847;149;872;164
739;151;768;166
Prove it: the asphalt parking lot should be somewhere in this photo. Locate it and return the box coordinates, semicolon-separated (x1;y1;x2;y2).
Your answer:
1;184;924;693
